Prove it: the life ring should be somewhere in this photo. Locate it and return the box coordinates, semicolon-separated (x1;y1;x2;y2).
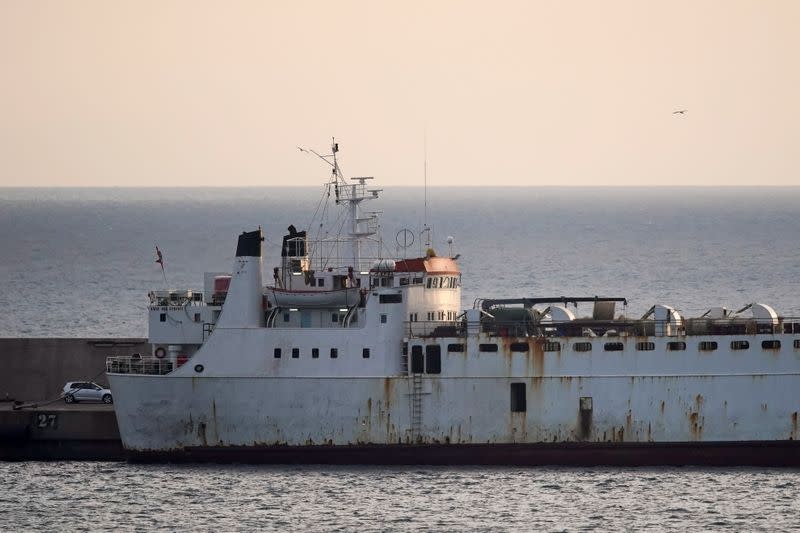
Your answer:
154;346;166;359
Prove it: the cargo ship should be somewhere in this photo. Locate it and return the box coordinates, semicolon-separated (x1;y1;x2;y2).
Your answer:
107;142;800;465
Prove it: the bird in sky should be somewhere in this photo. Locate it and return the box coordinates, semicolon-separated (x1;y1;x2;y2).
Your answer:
673;109;688;114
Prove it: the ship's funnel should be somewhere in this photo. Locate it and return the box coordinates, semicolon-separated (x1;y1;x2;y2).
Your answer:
215;229;265;328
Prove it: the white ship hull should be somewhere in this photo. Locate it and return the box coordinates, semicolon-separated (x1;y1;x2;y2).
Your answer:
108;332;800;464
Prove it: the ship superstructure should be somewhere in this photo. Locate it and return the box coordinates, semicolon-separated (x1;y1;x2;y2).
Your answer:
107;143;800;465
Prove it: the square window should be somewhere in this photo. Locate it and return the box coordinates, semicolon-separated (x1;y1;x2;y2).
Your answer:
274;348;281;358
283;313;290;322
381;314;387;324
292;348;299;358
194;313;201;323
312;348;319;359
330;348;338;359
332;313;338;323
318;278;325;287
160;313;166;322
362;348;370;358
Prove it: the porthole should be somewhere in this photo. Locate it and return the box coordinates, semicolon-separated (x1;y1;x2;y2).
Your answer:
194;364;204;373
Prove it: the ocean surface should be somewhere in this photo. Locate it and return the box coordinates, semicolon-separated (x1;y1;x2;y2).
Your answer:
2;187;800;531
1;463;800;532
1;187;799;337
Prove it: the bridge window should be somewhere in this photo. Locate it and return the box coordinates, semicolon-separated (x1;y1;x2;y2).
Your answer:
510;383;526;412
274;348;281;358
312;348;319;359
604;342;624;352
636;342;655;351
762;340;781;350
699;341;718;351
510;342;529;352
667;341;686;351
292;348;299;358
330;348;338;359
379;293;402;304
447;343;465;352
543;341;561;352
413;277;423;284
362;348;370;359
479;343;499;352
425;345;441;374
731;340;749;350
795;339;800;349
573;342;592;352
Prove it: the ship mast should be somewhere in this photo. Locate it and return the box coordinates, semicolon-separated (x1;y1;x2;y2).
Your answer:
324;139;381;270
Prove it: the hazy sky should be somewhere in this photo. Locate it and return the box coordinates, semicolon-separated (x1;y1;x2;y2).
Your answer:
1;1;798;187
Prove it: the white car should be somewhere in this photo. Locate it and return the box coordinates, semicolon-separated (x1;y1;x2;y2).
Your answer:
62;381;113;404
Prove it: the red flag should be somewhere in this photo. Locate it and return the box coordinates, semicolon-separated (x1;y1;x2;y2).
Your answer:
155;246;164;271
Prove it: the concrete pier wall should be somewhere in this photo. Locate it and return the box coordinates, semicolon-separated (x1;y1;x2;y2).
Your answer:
0;338;148;402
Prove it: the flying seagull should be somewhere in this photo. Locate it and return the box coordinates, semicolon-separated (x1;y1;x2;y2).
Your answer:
673;109;687;114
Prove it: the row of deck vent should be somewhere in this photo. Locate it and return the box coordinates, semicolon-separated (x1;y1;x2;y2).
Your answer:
456;339;800;353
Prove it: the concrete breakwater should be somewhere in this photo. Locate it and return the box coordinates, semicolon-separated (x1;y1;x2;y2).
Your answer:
0;338;148;402
0;338;147;460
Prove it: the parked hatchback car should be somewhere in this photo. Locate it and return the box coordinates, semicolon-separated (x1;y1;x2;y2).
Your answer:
62;382;113;404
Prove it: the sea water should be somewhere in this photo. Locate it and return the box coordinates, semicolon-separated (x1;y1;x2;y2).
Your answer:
1;187;799;337
1;187;799;531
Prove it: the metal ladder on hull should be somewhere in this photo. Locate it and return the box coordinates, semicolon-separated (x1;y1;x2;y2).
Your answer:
411;373;422;442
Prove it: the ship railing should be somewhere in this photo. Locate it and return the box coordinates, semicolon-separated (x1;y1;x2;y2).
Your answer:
301;236;385;273
148;289;206;307
406;317;800;339
106;356;176;376
405;321;466;339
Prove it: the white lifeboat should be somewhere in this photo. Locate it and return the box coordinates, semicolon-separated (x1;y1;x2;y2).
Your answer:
266;286;362;308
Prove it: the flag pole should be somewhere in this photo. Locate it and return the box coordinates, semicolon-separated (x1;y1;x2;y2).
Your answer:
155;245;168;289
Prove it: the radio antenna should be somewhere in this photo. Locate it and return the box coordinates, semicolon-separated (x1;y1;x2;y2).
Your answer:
423;126;431;248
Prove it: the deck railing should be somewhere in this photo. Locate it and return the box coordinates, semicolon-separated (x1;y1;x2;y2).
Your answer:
106;356;177;375
405;318;800;339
